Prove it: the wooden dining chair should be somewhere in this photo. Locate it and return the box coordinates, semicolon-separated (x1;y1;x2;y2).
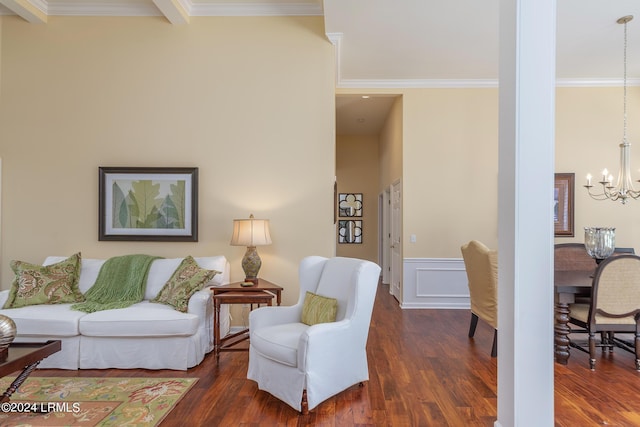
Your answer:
461;240;498;357
568;254;640;370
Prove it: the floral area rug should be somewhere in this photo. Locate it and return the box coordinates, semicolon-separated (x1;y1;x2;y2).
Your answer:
0;376;197;427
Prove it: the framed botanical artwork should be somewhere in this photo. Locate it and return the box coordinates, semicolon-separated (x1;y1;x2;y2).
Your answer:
338;193;363;217
554;173;575;237
99;167;198;241
338;220;362;244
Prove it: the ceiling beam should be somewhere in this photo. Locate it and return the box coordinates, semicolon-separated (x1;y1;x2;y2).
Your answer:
152;0;189;24
0;0;46;23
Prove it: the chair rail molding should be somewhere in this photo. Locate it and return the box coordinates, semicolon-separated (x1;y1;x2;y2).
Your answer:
401;258;469;309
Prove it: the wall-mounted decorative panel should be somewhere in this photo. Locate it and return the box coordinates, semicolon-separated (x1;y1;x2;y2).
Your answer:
401;258;469;309
338;193;363;217
338;220;362;244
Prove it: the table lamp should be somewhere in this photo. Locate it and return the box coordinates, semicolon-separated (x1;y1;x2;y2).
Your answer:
230;214;272;285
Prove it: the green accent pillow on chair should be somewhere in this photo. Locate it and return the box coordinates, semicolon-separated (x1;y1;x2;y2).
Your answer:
301;291;338;326
4;252;85;309
152;256;219;312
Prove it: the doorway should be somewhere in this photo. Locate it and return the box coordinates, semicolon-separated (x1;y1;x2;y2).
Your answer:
335;94;403;301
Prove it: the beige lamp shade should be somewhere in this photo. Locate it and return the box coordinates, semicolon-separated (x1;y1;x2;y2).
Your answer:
230;214;272;284
230;215;272;247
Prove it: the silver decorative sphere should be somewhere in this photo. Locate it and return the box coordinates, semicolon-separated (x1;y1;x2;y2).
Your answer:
0;315;17;350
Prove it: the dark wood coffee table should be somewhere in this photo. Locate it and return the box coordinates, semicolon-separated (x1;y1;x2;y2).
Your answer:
0;340;61;402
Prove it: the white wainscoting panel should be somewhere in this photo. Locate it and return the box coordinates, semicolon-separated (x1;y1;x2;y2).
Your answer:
401;258;469;309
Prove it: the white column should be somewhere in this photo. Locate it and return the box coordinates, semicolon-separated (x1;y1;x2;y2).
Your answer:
496;1;556;426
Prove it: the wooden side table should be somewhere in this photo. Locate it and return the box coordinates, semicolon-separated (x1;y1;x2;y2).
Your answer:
211;279;283;363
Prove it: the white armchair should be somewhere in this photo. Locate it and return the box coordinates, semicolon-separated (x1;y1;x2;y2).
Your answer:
247;256;381;413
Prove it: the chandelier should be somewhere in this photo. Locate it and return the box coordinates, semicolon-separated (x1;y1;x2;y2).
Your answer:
584;15;640;204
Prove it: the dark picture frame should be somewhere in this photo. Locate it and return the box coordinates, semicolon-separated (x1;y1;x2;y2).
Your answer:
554;173;575;237
99;167;198;241
338;220;363;244
338;193;363;217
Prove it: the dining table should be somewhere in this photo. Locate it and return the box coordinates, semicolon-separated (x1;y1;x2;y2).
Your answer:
554;269;593;364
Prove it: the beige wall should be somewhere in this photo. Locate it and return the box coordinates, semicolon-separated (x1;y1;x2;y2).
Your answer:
403;88;499;258
379;96;403;192
0;16;336;305
335;134;379;262
339;86;640;260
3;15;640;307
556;86;640;248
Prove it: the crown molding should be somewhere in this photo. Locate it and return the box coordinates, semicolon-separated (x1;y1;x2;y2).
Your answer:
47;1;161;16
190;2;322;16
556;78;640;87
335;77;640;89
3;0;322;17
337;78;499;89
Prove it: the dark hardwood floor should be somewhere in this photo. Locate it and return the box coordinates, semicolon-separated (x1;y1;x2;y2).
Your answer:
31;283;640;426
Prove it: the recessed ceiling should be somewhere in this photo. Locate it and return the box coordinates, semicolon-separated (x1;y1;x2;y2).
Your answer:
336;95;397;136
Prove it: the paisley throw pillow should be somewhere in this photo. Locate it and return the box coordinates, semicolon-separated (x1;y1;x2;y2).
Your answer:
4;252;85;309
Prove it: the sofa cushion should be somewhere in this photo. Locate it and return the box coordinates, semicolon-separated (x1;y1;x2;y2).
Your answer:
0;304;85;336
251;322;309;367
152;256;219;312
192;256;227;286
4;253;84;309
145;256;228;300
79;301;200;337
145;258;184;300
43;256;106;294
45;255;227;300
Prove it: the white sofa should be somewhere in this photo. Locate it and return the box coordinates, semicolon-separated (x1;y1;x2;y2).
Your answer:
0;255;231;370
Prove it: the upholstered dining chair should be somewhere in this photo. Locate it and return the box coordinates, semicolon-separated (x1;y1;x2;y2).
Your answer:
460;240;498;357
555;244;635;303
568;254;640;370
247;256;381;414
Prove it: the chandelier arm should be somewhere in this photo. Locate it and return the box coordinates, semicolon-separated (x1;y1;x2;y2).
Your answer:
625;189;640;199
584;185;620;201
584;16;637;205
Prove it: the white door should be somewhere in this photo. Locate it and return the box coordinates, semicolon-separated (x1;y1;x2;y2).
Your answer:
390;180;402;301
379;189;391;285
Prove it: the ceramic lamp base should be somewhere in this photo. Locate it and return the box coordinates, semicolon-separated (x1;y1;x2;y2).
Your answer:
241;246;262;284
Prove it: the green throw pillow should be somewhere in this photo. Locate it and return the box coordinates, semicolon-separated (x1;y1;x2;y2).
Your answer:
301;291;338;326
152;256;219;312
4;252;85;309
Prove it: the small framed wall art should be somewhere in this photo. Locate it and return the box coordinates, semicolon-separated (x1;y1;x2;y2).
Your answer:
338;220;362;244
99;166;198;241
338;193;363;217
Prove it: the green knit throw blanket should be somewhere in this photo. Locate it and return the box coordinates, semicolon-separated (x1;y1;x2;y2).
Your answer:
71;254;161;313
